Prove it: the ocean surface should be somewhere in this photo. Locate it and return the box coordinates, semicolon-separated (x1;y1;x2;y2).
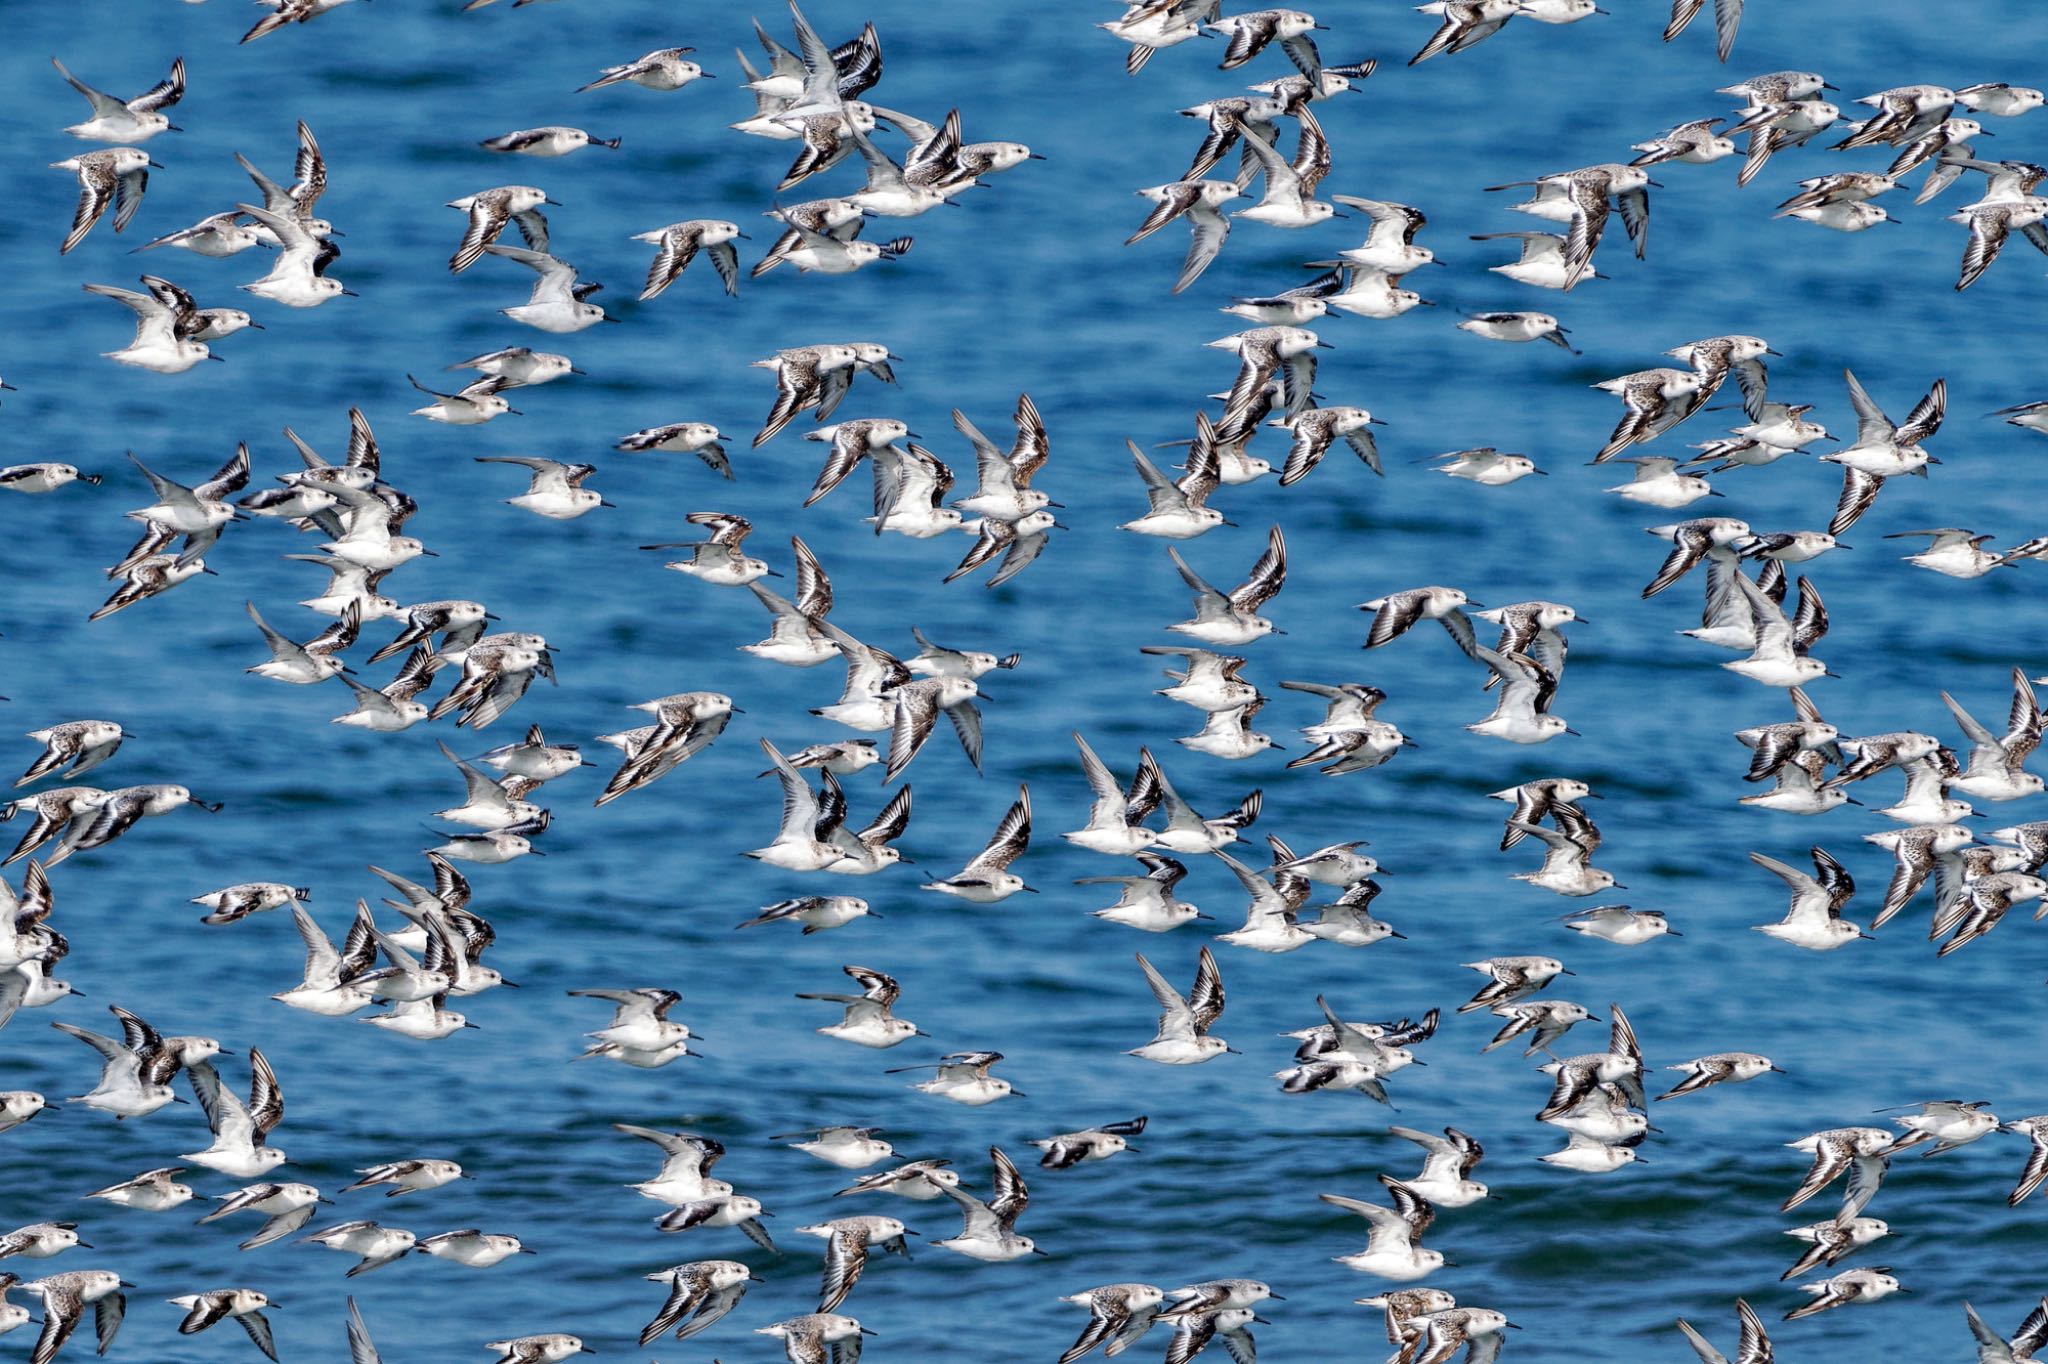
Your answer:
3;1;2048;1359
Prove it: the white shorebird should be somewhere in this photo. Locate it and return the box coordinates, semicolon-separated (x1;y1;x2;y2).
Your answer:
237;203;352;307
300;1221;417;1277
485;244;611;332
181;1053;286;1179
52;147;158;254
886;1050;1020;1105
1065;736;1160;855
932;1147;1041;1261
922;785;1032;902
1751;848;1865;950
1322;1175;1443;1280
1129;946;1231;1063
799;965;924;1049
636;1260;754;1346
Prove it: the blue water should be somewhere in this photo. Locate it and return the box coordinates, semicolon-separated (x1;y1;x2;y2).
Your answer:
4;1;2048;1359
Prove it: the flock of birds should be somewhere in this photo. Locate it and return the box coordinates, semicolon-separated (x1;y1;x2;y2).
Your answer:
6;0;2048;1362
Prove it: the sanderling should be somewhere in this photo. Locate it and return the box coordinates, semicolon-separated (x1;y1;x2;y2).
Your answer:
482;126;620;158
776;1127;893;1170
1467;647;1571;746
1562;905;1677;944
191;882;308;928
947;510;1060;589
1658;1052;1783;1100
245;600;352;686
1786;1268;1903;1321
1783;1125;1892;1221
1474;230;1590;289
237;202;351;308
1633;118;1737;166
1662;0;1742;58
17;1271;128;1363
342;1159;465;1199
0;462;101;494
53;56;184;144
1032;1116;1145;1170
0;1223;83;1260
1128;181;1241;293
1384;1126;1487;1207
613;1124;731;1210
580;47;705;92
647;512;774;588
52;147;158;254
1122;440;1226;539
802;417;912;507
1607;456;1716;508
1322;1175;1443;1280
1102;0;1219;72
56;1003;219;1116
633;221;743;299
167;1289;276;1360
1963;1299;2048;1362
1458;956;1570;1014
485;457;613;521
1167;528;1287;645
409;374;517;425
1676;1298;1770;1363
1431;446;1543;486
747;740;850;870
836;1157;960;1202
932;1147;1040;1260
1148;761;1260;853
618;420;732;478
885;1050;1021;1104
1059;1282;1164;1363
751;343;863;445
1999;1115;2048;1206
1866;822;1975;928
1409;0;1520;65
1750;847;1864;949
1299;878;1401;945
1212;848;1311;952
81;280;214;373
1781;1216;1890;1281
302;1220;418;1277
1538;1010;1647;1124
198;1184;325;1252
448;186;553;273
1884;1099;2000;1154
921;785;1031;900
1063;737;1161;859
414;1230;530;1268
1939;670;2044;801
906;627;1018;680
1130;946;1231;1063
1272;407;1382;486
1888;528;2003;579
484;245;610;332
800;965;925;1049
1459;310;1576;351
1482;999;1597;1057
638;1260;754;1345
88;1167;195;1211
14;723;124;789
273;903;374;1016
755;1313;870;1363
483;1334;592;1364
739;895;872;935
871;443;962;537
1080;852;1204;933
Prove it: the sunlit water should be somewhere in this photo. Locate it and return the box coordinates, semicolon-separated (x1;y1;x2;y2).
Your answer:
3;1;2048;1359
